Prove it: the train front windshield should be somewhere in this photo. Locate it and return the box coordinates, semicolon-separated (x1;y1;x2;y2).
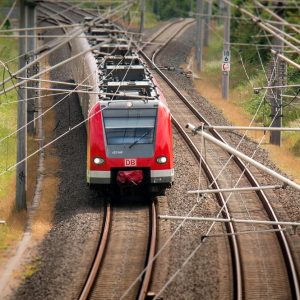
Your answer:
102;108;157;157
104;120;155;145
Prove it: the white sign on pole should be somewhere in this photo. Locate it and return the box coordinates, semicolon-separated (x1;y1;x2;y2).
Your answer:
222;63;230;72
222;50;231;72
222;50;231;63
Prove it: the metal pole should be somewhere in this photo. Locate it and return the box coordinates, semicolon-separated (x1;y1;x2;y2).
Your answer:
186;123;300;191
190;0;193;16
139;0;145;40
158;215;300;228
222;0;230;99
221;0;300;55
218;0;224;25
16;0;27;210
203;0;212;47
254;0;300;36
270;7;285;146
26;1;36;134
203;125;300;131
195;0;203;71
271;50;300;70
187;185;283;194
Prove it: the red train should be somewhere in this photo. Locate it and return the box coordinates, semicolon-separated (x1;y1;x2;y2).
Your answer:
87;97;174;195
71;22;174;195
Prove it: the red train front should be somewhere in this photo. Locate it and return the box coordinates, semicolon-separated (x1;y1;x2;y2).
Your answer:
80;23;174;195
87;98;174;195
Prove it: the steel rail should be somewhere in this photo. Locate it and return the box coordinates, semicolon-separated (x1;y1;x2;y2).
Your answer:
132;20;242;299
171;118;243;300
79;202;112;300
51;5;159;299
138;201;158;300
141;19;186;52
151;20;195;62
139;29;300;298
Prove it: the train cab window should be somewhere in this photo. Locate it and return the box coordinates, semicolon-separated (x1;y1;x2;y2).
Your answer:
105;127;154;145
103;109;157;146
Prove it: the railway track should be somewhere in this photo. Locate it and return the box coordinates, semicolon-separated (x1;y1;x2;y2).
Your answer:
36;2;299;299
139;22;299;299
79;200;157;300
37;4;159;299
142;18;194;60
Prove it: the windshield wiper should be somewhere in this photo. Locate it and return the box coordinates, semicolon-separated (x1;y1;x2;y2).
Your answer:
129;130;150;149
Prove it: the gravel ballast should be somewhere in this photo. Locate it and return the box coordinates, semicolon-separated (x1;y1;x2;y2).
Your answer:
10;15;300;300
12;26;104;300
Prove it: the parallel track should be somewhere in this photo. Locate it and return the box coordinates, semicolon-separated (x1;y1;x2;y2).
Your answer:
38;4;159;299
139;21;300;299
79;201;157;300
37;3;299;298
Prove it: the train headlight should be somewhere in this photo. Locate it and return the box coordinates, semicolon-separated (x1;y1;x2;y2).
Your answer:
156;156;167;164
93;157;105;165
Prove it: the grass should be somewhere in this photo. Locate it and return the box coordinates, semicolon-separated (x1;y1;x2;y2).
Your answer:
0;36;21;252
23;258;41;279
193;22;300;182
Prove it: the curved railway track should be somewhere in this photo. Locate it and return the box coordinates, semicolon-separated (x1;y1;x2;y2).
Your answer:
140;23;299;299
37;4;159;299
79;200;157;300
37;3;299;299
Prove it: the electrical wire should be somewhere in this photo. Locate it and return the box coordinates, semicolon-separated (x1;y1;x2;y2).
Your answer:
0;0;17;30
0;0;139;146
121;9;289;296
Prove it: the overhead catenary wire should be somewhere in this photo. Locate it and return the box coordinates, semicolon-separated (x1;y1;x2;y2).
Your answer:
192;11;300;28
0;43;123;144
121;11;286;295
271;49;300;70
261;20;300;46
221;0;300;55
15;76;93;89
0;39;111;95
0;0;140;144
122;24;291;294
152;109;290;300
254;83;300;90
0;26;86;92
0;91;70;106
188;123;300;190
0;0;17;30
0;3;142;170
20;86;155;100
0;23;81;33
0;0;134;75
159;215;300;228
142;2;299;298
38;1;85;25
1;0;298;296
254;0;300;36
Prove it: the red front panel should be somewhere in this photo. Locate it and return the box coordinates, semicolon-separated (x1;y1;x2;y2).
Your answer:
88;102;174;173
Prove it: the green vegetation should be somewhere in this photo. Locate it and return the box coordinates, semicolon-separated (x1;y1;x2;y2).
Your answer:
0;36;18;222
23;258;41;278
201;7;300;156
0;0;14;7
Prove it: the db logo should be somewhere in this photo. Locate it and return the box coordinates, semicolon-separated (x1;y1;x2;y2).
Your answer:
124;159;137;167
